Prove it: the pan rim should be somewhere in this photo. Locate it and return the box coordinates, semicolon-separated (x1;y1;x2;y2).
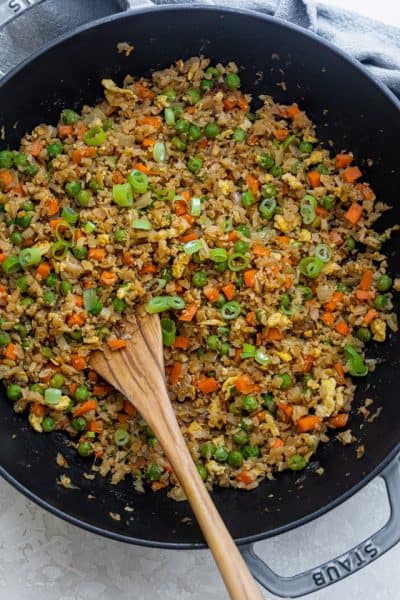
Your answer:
0;3;399;549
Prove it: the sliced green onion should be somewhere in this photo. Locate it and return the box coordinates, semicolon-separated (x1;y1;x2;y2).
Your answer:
210;248;228;263
83;288;103;315
145;295;185;314
241;343;256;359
190;197;202;217
84;221;96;234
282;134;296;150
44;387;62;406
255;348;271;366
132;217;152;230
61;206;78;225
161;318;176;346
153;141;166;163
220;217;233;233
299;256;324;279
114;428;130;447
221;301;241;320
2;255;21;273
300;195;317;224
157;188;175;202
50;240;70;260
259;197;276;219
344;343;368;377
146;278;167;293
227;253;250;272
83;127;106;147
183;239;202;255
55;221;74;242
167;296;186;310
19;247;42;268
113;183;133;207
164;108;175;125
314;244;331;263
128;169;148;194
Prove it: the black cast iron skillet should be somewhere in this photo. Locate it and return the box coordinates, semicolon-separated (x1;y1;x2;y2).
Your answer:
0;2;400;597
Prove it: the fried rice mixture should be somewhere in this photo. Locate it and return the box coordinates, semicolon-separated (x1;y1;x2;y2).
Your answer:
0;56;397;499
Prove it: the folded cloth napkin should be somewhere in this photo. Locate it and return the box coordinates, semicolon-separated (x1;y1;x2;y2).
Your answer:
0;0;399;97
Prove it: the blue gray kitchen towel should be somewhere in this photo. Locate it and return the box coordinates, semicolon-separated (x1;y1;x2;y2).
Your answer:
0;0;399;97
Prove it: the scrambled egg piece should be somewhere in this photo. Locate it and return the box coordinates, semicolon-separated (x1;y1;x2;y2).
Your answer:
315;377;337;418
274;351;292;362
208;398;224;429
309;347;321;358
305;150;324;166
222;376;238;400
371;319;386;342
274;215;292;233
267;312;292;330
323;262;341;275
282;172;304;191
172;253;190;278
206;460;226;476
96;234;109;247
298;228;312;242
218;179;235;195
260;414;280;437
187;421;203;436
29;412;43;433
52;396;71;412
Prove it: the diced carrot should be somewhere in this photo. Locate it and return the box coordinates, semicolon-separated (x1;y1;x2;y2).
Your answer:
265;328;283;341
252;244;270;257
36;262;51;279
123;399;136;416
204;286;220;303
142;138;155;147
244;269;257;288
297;415;321;432
122;252;134;266
356;183;375;202
58;124;73;138
4;343;18;361
286;103;300;119
223;98;236;111
272;438;284;448
112;170;125;184
169;362;183;385
0;170;13;188
174;200;188;216
46;198;59;216
73;293;84;306
359;269;373;290
196;376;219;393
246;311;256;326
344;203;363;225
256;332;263;346
247;134;259;146
179;231;198;243
87;370;98;383
335;320;350;336
72;399;97;417
10;183;25;196
342;166;362;183
88;248;105;261
71;354;87;370
335;153;353;168
138;116;162;128
275;236;291;245
107;339;127;351
228;231;239;243
334;362;346;385
237;96;249;111
88;420;104;433
234;374;256;395
179;302;199;322
94;448;104;459
134;82;155;100
197;138;209;150
236;471;254;485
222;283;235;301
183;214;195;226
324;291;344;312
174;281;183;293
67;314;85;327
152;481;167;492
255;410;267;423
68;382;78;396
31;403;45;417
363;309;377;325
117;412;129;423
93;384;112;397
28;140;43;157
181;190;191;202
245;174;260;195
303;355;314;373
315;206;329;218
307;170;321;188
140;263;158;275
41;374;52;385
99;271;118;286
174;336;190;350
356;290;375;301
322;312;334;327
278;402;293;422
283;276;292;290
134;162;150;174
275;128;288;141
328;413;349;428
234;348;242;363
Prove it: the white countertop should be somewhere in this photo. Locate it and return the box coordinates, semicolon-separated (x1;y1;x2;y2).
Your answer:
0;1;399;599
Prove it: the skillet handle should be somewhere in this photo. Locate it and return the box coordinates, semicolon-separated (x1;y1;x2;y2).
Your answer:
241;456;400;598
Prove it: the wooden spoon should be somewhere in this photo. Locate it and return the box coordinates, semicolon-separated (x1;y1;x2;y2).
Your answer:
90;312;263;600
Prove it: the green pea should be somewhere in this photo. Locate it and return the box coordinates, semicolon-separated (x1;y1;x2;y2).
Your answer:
261;184;277;198
113;297;126;313
220;342;231;357
50;373;64;388
356;327;372;342
24;164;39;177
214;446;229;462
187;156;203;174
188;124;202;141
14;323;27;338
76;190;91;207
187;88;201;105
89;179;101;193
161;88;177;102
259;153;275;170
201;441;216;459
224;73;241;90
207;335;220;351
232;430;249;446
65;180;81;198
77;441;93;457
233;128;246;142
287;454;307;471
236;224;250;238
72;247;88;260
204;122;220;139
234;240;249;254
147;463;163;481
200;79;213;92
262;393;276;414
60;281;73;296
30;383;43;394
214;294;226;309
376;274;392;292
75;386;89;402
7;384;22;400
270;165;283;177
21;297;34;308
280;373;293;390
0;150;14;168
374;294;389;310
42;416;56;432
241;395;258;412
43;290;57;306
176;119;190;134
14;153;29;168
336;283;348;293
280;293;291;309
22;201;34;212
192;271;207;288
0;332;11;347
171;136;187;151
241;190;255;207
321;195;335;210
299;141;313;153
345;236;356;251
10;231;23;245
243;445;260;459
14;212;31;228
71;417;87;432
47;142;63;158
228;450;243;468
61;109;79;125
45;273;59;288
206;66;219;78
197;464;208;481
